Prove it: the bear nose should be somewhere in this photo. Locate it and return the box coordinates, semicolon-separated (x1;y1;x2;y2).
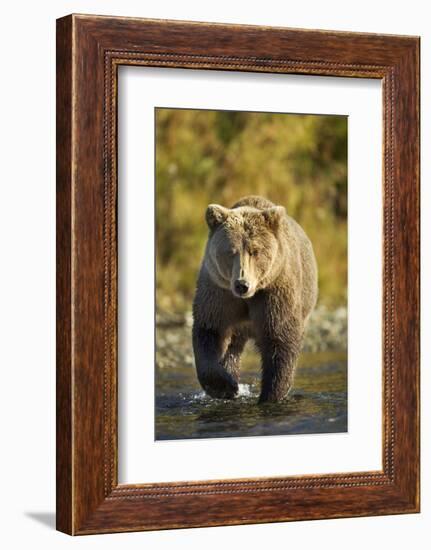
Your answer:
234;279;250;296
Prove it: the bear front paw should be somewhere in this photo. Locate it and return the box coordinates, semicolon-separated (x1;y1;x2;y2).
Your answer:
258;383;293;404
201;373;239;400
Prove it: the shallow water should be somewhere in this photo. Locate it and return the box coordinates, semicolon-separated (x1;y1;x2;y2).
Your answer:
155;335;347;440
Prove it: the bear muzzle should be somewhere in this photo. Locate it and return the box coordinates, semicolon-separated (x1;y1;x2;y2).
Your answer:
232;278;255;298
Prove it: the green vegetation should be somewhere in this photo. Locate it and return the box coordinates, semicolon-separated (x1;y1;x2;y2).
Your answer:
155;108;347;312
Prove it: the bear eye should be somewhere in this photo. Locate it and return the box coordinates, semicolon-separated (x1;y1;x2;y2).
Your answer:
250;250;259;257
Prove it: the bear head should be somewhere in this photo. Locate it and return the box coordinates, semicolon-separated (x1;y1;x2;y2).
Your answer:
204;203;285;298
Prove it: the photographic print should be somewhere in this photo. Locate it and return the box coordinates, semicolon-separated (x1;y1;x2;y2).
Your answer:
155;107;348;441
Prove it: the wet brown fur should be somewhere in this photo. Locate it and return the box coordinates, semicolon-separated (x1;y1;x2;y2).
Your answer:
192;195;318;402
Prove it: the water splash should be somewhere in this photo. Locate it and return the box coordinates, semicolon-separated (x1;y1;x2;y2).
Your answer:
187;384;253;403
238;384;252;397
186;390;207;402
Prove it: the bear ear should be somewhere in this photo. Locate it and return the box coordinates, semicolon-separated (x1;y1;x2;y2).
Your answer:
262;206;286;231
206;204;229;230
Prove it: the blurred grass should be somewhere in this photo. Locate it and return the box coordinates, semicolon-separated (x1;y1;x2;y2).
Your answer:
156;108;347;313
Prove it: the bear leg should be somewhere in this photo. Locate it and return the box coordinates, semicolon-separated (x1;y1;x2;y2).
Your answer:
257;333;302;403
193;326;247;399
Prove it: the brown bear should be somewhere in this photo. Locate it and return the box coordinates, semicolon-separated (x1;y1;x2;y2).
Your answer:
192;195;318;403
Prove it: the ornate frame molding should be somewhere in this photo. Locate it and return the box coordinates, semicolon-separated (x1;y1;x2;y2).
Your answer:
57;14;419;534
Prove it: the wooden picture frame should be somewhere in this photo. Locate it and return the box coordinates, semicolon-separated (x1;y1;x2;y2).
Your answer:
56;14;420;535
